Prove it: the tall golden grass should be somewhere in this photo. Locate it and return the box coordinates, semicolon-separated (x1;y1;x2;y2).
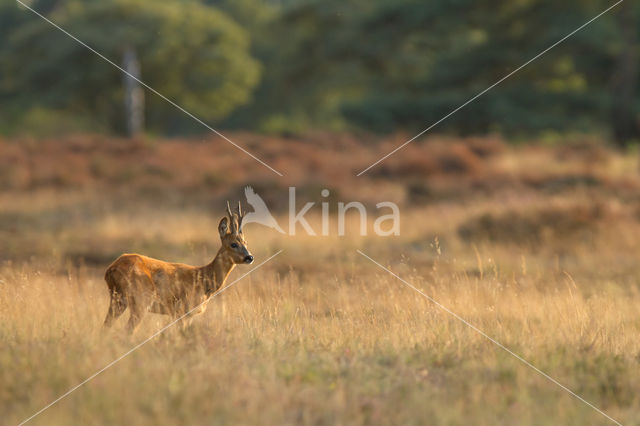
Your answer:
2;134;640;424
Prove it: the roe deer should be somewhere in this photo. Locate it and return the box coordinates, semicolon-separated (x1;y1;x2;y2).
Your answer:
103;202;253;334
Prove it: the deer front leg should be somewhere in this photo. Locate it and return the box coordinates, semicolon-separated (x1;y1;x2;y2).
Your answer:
174;295;209;331
149;301;173;315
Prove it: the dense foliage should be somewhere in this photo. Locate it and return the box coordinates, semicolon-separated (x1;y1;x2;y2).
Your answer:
2;0;260;134
1;0;639;142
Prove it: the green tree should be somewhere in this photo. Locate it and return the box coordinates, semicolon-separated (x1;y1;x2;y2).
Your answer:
337;0;622;136
238;0;634;140
610;0;640;145
3;0;260;134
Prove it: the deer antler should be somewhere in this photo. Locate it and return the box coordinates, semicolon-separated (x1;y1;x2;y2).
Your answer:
226;200;238;233
237;201;244;231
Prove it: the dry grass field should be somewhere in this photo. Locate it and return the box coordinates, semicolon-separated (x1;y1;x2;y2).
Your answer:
2;133;640;425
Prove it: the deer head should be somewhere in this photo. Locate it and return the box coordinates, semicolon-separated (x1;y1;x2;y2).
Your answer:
218;201;253;264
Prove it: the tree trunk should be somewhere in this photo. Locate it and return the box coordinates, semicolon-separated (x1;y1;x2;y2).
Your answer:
122;46;144;137
611;3;639;146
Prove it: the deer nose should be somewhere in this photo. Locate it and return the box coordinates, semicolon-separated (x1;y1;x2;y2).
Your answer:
244;255;254;264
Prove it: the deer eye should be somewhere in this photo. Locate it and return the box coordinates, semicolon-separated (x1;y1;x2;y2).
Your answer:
230;243;239;249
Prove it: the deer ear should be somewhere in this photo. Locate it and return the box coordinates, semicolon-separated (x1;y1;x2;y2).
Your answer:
218;217;229;238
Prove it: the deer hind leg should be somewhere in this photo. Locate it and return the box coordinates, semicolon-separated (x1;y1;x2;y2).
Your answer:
125;292;154;335
103;291;128;328
103;268;128;329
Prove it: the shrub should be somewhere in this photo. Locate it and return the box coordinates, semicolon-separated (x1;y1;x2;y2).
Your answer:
458;203;612;246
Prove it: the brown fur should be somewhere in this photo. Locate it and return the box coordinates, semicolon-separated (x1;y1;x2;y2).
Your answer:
103;206;252;334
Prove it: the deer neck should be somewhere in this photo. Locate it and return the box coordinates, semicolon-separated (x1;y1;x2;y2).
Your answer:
202;248;236;296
